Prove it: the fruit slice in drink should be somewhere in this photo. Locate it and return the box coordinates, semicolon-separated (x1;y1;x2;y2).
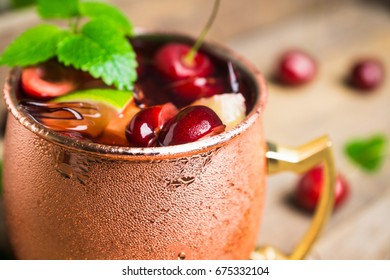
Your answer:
23;101;115;139
191;93;246;130
22;89;135;141
125;103;178;147
21;60;79;99
98;100;140;146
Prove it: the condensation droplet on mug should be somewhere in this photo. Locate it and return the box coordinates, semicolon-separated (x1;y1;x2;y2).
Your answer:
56;162;74;179
51;147;94;188
178;252;186;260
53;148;73;179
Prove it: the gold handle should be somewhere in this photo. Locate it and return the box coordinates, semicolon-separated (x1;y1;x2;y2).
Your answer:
251;135;336;260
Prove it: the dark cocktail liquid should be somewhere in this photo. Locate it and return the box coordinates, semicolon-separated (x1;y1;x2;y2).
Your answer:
17;35;256;146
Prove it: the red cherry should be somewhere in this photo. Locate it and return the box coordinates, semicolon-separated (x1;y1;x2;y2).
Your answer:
154;43;214;80
350;58;384;91
125;103;178;147
170;76;224;103
295;166;349;212
276;49;317;86
158;105;225;146
21;61;78;99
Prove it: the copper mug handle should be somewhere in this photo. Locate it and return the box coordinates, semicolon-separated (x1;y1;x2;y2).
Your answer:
251;135;336;260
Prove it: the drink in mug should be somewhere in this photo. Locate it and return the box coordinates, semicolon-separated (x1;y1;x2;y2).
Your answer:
1;3;336;261
15;34;252;147
3;31;268;259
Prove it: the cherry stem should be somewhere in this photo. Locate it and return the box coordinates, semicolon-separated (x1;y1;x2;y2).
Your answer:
183;0;220;66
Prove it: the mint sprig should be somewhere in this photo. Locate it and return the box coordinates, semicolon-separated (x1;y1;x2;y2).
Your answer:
344;134;388;173
0;24;70;66
79;2;134;36
0;0;136;91
58;20;137;90
38;0;79;19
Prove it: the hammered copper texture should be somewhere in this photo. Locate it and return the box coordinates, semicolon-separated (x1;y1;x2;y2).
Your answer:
2;32;268;260
3;114;266;260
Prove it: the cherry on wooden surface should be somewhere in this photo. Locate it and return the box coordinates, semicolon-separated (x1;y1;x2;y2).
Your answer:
349;58;384;91
275;49;317;86
295;166;349;212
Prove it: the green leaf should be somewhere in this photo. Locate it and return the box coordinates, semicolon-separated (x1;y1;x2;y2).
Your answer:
57;20;137;91
89;52;137;91
37;0;80;19
56;34;102;70
344;134;388;173
0;24;70;67
81;19;133;53
79;2;134;36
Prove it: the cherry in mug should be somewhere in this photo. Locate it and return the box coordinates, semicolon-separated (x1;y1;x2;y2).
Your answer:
17;34;253;148
3;32;271;259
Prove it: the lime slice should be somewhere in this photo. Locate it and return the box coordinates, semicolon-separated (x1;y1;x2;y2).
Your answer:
53;89;133;112
191;93;246;130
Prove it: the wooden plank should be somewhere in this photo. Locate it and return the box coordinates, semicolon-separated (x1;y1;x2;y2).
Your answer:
315;186;390;259
0;0;389;259
0;0;352;114
114;0;349;40
236;2;390;259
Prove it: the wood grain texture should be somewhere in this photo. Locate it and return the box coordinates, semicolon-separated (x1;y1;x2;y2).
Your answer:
234;2;390;259
0;0;389;259
0;0;352;115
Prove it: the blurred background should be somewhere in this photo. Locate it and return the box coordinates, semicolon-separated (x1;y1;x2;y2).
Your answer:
0;0;389;259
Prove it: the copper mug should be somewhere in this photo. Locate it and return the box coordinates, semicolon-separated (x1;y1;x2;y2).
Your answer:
2;32;336;260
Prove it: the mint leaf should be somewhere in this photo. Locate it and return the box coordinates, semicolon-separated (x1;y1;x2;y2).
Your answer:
57;20;137;91
37;0;80;19
89;52;137;91
344;134;388;172
79;2;134;36
57;35;102;69
81;19;133;53
0;24;70;67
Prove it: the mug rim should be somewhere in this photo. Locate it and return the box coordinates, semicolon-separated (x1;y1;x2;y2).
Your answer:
3;30;268;160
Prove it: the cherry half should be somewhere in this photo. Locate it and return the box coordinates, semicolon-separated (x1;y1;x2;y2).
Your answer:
125;103;178;147
21;60;78;99
295;166;349;212
276;49;317;86
158;105;225;146
349;58;384;91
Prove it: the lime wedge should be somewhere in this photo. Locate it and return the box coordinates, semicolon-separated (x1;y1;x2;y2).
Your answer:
53;89;133;111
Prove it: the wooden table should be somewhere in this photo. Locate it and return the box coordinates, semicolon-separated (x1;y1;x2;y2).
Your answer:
0;0;389;259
